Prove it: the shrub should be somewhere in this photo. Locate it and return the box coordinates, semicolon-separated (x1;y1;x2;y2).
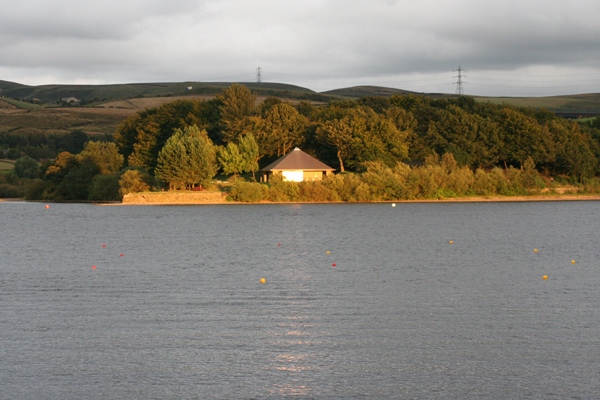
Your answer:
354;183;373;201
298;181;339;202
0;184;22;198
228;181;269;202
24;179;55;200
502;167;528;196
321;173;364;201
360;161;405;200
411;167;438;198
445;167;475;195
119;169;151;196
89;174;121;201
267;176;300;202
488;167;508;194
13;156;39;179
473;168;496;195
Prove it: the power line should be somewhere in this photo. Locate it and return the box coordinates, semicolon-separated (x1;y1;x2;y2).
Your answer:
256;67;262;86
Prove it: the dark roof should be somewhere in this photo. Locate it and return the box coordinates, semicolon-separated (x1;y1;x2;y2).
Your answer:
261;148;335;172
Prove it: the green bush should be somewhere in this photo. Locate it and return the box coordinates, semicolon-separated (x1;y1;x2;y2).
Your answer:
228;181;269;202
13;156;39;179
298;181;339;202
0;184;22;198
322;173;364;201
119;169;152;196
360;161;405;200
89;174;121;201
434;188;458;199
411;167;438;199
501;167;528;196
24;179;55;200
268;177;300;202
445;167;475;195
472;169;493;195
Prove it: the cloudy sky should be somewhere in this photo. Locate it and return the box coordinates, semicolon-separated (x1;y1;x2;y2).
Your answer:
1;0;599;97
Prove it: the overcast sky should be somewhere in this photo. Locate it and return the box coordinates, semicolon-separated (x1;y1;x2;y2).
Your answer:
1;0;599;97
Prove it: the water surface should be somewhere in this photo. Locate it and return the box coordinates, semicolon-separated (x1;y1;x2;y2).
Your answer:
1;201;599;398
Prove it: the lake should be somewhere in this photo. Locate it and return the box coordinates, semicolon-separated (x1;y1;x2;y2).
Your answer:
1;201;600;399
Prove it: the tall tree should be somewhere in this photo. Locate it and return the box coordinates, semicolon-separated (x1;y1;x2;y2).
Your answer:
496;108;555;168
80;141;124;175
155;125;217;190
13;156;39;179
115;100;206;171
316;117;354;172
257;102;307;157
217;84;257;143
238;133;260;180
217;142;245;180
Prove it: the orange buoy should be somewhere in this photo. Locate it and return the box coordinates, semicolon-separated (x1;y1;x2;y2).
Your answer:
571;260;576;264
260;278;266;284
45;204;50;209
326;251;330;255
449;240;454;245
92;265;97;270
534;248;538;253
542;275;548;280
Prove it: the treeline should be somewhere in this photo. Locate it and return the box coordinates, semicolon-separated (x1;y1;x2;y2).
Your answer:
5;83;600;202
0;141;144;201
227;155;572;203
114;84;600;183
0;130;112;160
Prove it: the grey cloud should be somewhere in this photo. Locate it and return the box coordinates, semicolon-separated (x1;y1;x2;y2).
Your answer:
1;0;599;95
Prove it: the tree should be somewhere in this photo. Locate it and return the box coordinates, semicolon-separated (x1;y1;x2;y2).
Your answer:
256;102;307;157
57;130;88;154
316;117;354;172
550;120;597;182
238;133;260;180
115;100;207;171
55;159;100;200
217;142;246;180
155;125;217;190
13;156;39;179
89;174;121;201
217;84;256;143
45;151;80;184
80;141;124;174
496;108;555;168
426;105;501;168
119;169;151;196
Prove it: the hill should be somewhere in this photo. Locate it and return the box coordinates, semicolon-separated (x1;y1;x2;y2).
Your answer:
474;93;600;117
321;85;420;98
0;81;330;104
1;79;599;138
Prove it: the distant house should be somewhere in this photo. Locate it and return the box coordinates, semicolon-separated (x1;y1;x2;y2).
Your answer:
261;147;335;182
61;97;79;103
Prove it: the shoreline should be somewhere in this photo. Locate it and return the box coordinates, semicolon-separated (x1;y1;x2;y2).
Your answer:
4;194;600;205
111;192;600;205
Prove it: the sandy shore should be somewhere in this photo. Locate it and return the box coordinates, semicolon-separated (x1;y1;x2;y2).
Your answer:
109;192;600;205
4;193;600;205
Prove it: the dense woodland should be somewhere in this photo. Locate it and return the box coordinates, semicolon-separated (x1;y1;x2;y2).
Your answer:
2;83;600;201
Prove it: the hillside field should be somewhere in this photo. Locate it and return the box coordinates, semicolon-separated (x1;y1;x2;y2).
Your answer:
1;80;599;138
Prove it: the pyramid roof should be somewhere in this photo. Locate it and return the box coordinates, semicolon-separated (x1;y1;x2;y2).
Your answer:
261;148;335;172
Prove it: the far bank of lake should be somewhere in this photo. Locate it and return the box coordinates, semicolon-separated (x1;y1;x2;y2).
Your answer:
118;190;600;205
